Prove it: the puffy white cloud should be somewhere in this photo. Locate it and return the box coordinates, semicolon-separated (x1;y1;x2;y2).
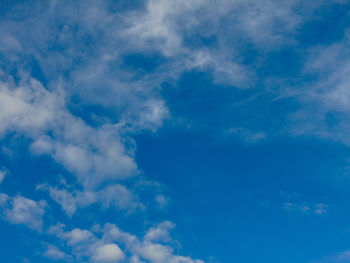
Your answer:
0;75;58;136
103;222;204;263
99;184;144;211
144;221;174;243
92;244;125;263
0;194;46;231
47;221;203;263
49;224;96;247
0;74;138;188
43;245;72;261
2;1;342;262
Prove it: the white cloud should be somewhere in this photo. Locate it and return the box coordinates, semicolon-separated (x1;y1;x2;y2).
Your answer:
282;202;310;213
129;255;146;263
317;250;350;263
313;203;328;215
99;184;145;211
155;194;168;209
43;245;72;261
289;31;350;145
282;202;328;215
224;127;266;143
144;221;174;243
0;75;138;188
38;183;144;217
103;222;204;263
0;169;6;184
49;225;95;247
47;221;203;263
0;193;9;206
0;194;46;231
92;244;125;263
2;1;344;262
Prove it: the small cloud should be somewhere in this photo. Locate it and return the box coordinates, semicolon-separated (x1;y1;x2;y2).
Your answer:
282;202;329;216
313;203;328;215
144;221;175;243
38;183;144;217
0;169;6;184
317;250;350;263
92;244;125;263
282;202;310;213
155;194;168;209
224;127;266;144
43;245;72;261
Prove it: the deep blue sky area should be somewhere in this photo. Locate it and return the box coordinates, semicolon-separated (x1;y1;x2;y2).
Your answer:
136;131;350;263
1;1;350;263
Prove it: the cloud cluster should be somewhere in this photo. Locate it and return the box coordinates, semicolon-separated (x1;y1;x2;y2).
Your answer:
282;202;328;215
0;73;138;188
46;221;203;263
0;0;350;262
37;183;144;217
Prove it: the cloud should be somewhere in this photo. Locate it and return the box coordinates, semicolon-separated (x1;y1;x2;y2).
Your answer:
282;202;328;215
316;250;350;263
282;202;310;213
0;73;138;188
144;221;175;243
92;244;125;263
0;169;6;184
0;194;47;231
224;127;266;143
2;1;348;262
288;31;350;145
38;183;144;217
155;194;168;209
47;221;203;263
103;222;204;263
43;244;72;261
313;203;328;215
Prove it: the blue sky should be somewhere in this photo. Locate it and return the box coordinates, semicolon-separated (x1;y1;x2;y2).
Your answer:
1;0;350;262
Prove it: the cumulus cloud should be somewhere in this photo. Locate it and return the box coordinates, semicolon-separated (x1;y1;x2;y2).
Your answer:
1;1;348;262
103;222;204;263
92;244;125;263
43;244;72;261
46;221;203;263
0;74;138;188
0;194;47;231
144;221;175;243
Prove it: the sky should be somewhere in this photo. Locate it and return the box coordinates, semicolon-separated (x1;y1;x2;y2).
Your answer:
1;0;350;262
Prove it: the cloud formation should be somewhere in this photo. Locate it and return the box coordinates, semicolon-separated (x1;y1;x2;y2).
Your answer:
0;0;350;262
0;194;46;231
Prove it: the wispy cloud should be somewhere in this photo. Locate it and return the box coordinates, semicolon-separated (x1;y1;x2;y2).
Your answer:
282;202;328;215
